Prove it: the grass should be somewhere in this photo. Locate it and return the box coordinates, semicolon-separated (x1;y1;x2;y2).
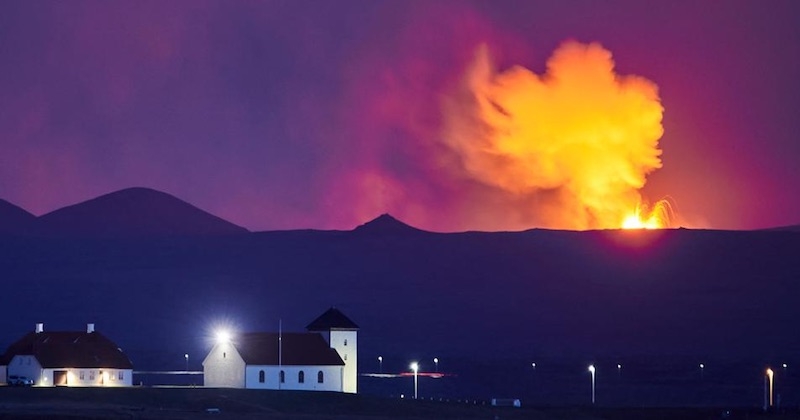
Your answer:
0;387;798;419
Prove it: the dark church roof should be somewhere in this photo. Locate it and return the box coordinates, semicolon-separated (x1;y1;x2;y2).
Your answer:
0;331;133;369
233;333;344;366
305;307;359;331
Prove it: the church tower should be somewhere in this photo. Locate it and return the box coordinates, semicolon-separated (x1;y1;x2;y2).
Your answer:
306;307;359;393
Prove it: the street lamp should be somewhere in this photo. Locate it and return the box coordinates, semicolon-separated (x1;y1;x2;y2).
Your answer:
588;365;596;405
699;363;704;379
531;362;536;370
378;356;383;373
434;357;439;373
184;353;189;372
410;362;419;399
767;368;774;408
617;364;621;378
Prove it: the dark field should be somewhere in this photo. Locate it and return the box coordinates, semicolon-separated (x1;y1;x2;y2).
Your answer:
1;387;800;419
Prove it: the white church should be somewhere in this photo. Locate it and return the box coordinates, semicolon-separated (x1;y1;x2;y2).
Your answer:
203;307;358;393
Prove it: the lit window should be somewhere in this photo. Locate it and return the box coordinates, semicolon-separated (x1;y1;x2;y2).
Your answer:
317;371;324;383
280;370;285;383
80;371;85;380
298;371;305;383
259;370;265;383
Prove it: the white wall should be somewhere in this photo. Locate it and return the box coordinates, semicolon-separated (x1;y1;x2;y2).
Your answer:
59;369;132;387
7;355;42;385
244;365;342;391
329;330;357;393
0;365;6;384
203;341;245;388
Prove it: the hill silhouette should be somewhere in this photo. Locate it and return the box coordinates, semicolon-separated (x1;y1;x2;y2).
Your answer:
0;199;35;234
353;213;425;234
35;187;248;237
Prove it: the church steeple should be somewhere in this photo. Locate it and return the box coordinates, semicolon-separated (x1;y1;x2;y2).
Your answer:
307;307;358;393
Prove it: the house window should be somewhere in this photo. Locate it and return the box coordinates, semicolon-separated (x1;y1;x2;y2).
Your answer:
118;371;124;380
258;370;265;383
279;370;285;383
90;371;95;380
317;371;324;383
223;352;226;359
298;371;305;383
344;339;347;346
344;354;347;361
80;371;85;380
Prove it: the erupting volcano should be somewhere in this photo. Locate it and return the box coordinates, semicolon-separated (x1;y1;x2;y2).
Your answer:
442;41;673;230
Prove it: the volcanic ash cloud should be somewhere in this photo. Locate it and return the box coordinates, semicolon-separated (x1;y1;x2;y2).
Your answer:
442;41;665;230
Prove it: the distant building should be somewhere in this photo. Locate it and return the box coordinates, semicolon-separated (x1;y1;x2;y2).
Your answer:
0;323;133;387
203;307;359;393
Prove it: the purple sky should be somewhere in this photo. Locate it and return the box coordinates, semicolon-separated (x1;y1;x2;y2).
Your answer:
1;0;799;231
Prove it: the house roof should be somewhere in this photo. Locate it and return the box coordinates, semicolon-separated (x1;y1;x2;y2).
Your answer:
305;307;359;331
0;331;133;369
233;332;344;366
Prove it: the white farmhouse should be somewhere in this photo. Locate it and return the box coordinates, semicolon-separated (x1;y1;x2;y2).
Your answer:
203;307;359;393
0;323;133;387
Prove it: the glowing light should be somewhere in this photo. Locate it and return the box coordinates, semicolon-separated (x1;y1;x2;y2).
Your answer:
443;41;675;230
215;329;231;344
588;364;595;373
410;362;419;372
622;200;673;229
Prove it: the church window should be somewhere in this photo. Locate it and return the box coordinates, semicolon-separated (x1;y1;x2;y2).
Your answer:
259;370;265;383
298;371;305;383
317;371;324;383
344;339;347;346
280;370;285;383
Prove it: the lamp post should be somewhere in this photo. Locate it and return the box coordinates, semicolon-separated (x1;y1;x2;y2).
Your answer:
410;362;419;399
434;357;439;373
184;353;189;372
767;368;774;408
588;365;596;405
378;356;383;373
699;363;704;379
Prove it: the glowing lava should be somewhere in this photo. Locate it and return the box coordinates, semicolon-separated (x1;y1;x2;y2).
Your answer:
621;200;672;230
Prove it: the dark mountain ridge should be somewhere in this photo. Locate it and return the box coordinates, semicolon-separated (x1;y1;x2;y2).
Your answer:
8;187;248;237
0;198;36;234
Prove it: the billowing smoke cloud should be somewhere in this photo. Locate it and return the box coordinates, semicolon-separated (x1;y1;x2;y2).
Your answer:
441;41;665;230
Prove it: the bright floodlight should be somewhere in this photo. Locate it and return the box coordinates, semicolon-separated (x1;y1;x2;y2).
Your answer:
410;362;419;372
783;363;788;369
588;364;595;373
617;364;621;369
378;356;382;362
215;329;231;344
433;357;438;364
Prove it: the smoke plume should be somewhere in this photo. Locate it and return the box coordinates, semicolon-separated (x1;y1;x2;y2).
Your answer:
441;41;665;230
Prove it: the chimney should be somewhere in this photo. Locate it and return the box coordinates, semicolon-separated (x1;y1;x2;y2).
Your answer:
35;323;44;333
87;323;95;334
